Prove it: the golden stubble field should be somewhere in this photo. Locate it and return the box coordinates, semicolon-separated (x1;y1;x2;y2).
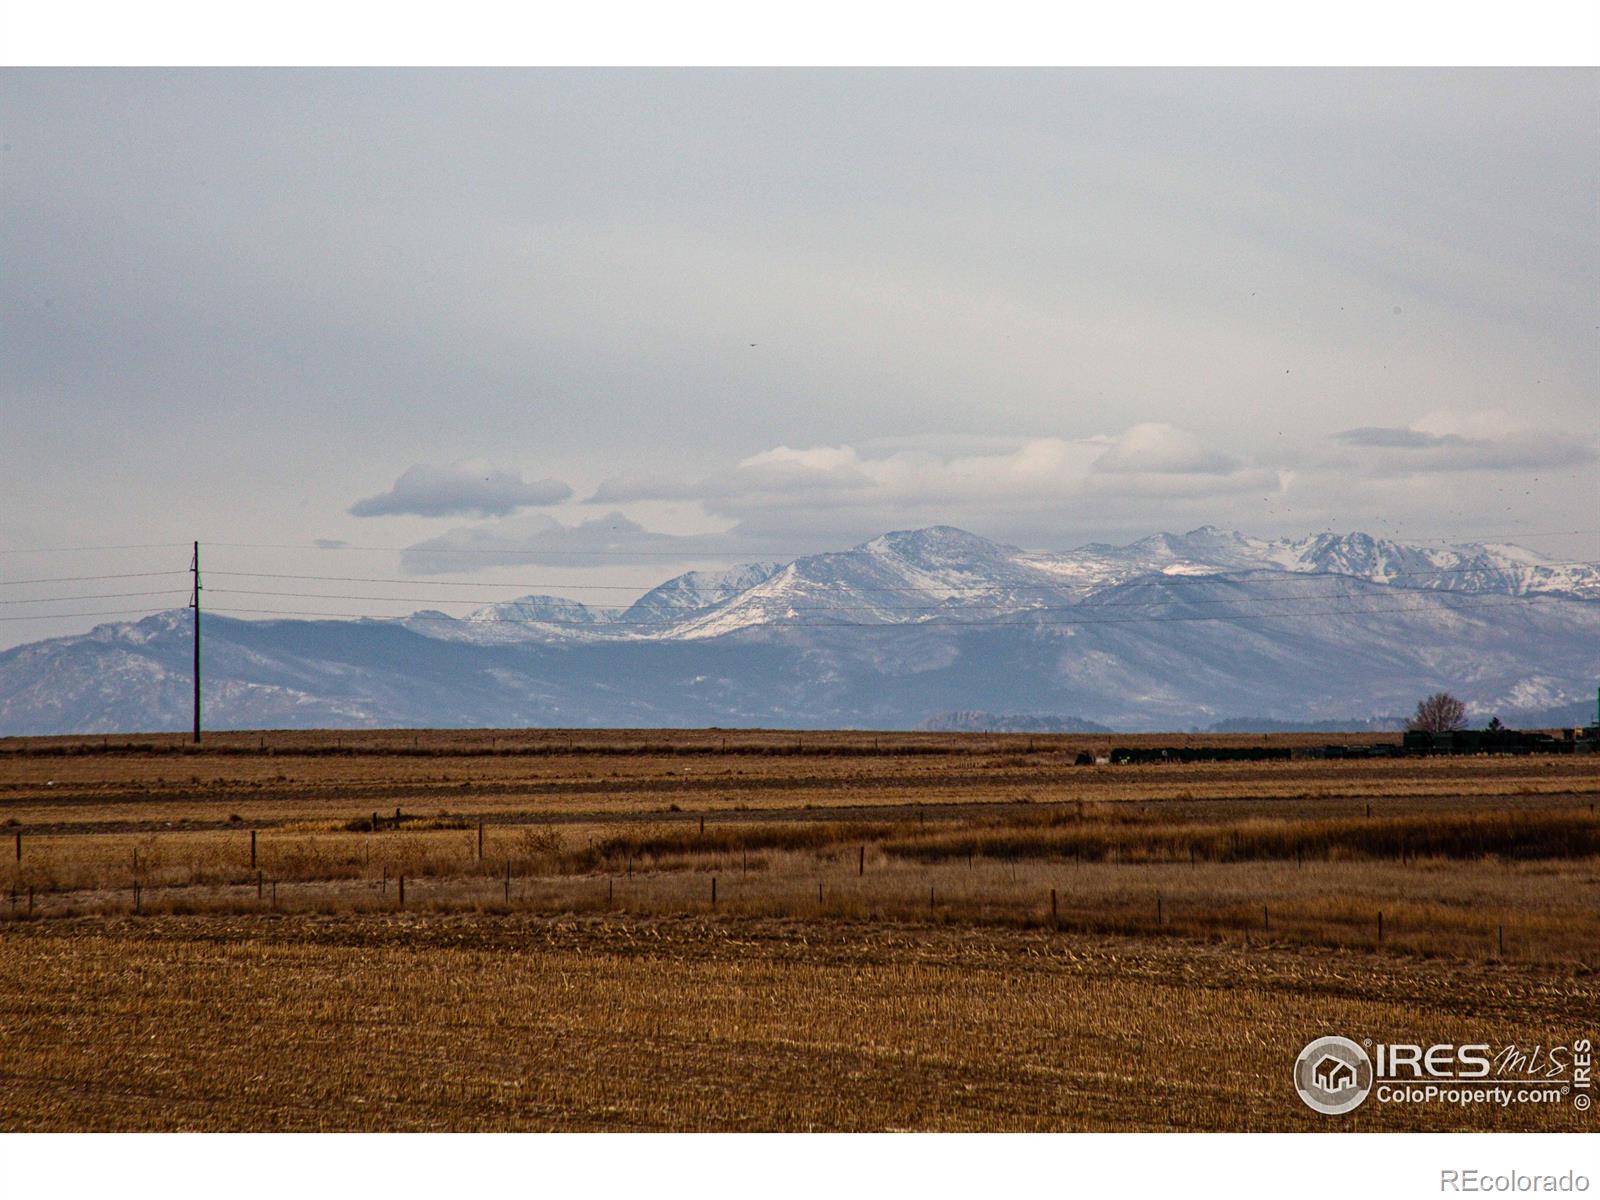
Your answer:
0;729;1596;1132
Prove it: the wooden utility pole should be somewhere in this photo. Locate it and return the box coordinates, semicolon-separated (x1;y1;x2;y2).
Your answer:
190;541;202;744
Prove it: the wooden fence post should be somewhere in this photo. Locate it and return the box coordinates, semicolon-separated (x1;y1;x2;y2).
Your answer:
859;845;865;876
133;881;140;914
608;878;614;906
1051;887;1058;927
382;866;388;895
477;821;484;862
929;885;935;912
1377;910;1384;942
711;876;717;908
398;875;405;908
250;829;257;869
13;830;19;862
272;881;277;908
1498;924;1504;956
1157;893;1163;925
1263;904;1269;931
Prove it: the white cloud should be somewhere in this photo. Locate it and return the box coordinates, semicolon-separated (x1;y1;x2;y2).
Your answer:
593;425;1266;521
350;462;573;519
1091;423;1243;475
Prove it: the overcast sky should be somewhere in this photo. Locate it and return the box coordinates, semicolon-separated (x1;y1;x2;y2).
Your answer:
2;68;1596;645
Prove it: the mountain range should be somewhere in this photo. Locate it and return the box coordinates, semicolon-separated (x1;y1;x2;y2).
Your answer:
2;526;1596;734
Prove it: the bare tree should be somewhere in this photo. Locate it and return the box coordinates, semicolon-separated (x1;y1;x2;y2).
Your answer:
1407;691;1467;734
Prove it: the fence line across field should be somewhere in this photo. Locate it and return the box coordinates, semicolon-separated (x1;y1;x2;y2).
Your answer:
5;812;1582;964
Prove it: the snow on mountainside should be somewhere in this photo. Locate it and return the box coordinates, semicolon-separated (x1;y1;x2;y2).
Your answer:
1;526;1595;734
398;562;786;643
1024;527;1600;599
641;526;1600;641
621;561;783;625
667;526;1071;639
399;597;616;644
403;526;1596;646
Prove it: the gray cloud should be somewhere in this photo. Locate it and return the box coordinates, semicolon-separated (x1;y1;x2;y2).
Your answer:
1331;425;1596;474
1335;427;1453;449
399;512;766;574
350;463;573;519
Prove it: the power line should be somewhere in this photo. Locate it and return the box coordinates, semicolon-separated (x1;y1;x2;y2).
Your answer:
0;590;185;606
0;543;190;555
0;571;189;587
0;606;182;623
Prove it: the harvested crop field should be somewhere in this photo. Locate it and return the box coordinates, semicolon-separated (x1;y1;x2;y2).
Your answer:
1;914;1595;1132
1;729;1596;1131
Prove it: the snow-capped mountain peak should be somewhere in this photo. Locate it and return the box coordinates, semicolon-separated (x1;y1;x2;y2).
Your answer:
622;561;783;624
2;524;1595;734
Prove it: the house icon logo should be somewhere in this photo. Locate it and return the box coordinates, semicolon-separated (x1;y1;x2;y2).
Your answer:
1294;1036;1374;1115
1314;1055;1355;1091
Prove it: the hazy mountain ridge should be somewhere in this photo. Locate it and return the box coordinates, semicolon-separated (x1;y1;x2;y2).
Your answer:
916;711;1113;733
401;525;1600;646
1;526;1595;734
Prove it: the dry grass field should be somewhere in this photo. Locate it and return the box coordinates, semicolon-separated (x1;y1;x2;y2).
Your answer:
1;729;1596;1131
